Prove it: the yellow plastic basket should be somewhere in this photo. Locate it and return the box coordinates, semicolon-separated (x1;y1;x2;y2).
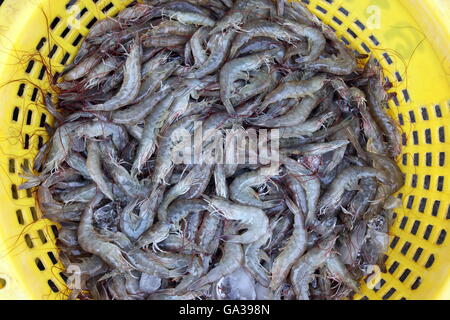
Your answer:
0;0;448;300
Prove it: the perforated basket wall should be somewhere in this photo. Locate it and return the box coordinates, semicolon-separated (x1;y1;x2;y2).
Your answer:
0;0;448;300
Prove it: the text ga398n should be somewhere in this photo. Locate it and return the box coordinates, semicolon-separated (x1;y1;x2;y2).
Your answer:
178;304;270;317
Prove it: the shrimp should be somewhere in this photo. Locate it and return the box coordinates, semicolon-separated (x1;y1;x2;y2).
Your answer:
190;240;243;290
131;93;176;174
229;166;281;209
103;154;149;199
166;199;208;228
261;74;328;110
190;26;211;66
63;53;102;81
290;234;337;300
145;20;197;36
280;19;326;63
278;112;334;138
111;88;170;125
282;155;321;227
303;35;357;75
220;48;284;114
205;196;269;244
187;30;235;79
281;140;349;157
244;232;271;287
73;121;129;151
127;249;186;279
209;0;275;34
270;199;308;291
78;193;132;273
318;166;388;220
229;20;299;58
132;221;171;252
43;122;77;173
86;141;114;200
365;58;402;158
161;10;216;27
85;39;142;111
196;213;223;254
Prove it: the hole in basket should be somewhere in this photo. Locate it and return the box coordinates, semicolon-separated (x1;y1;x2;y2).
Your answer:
373;279;385;293
26;189;32;198
48;280;59;293
388;261;399;274
361;42;370;53
36;37;47;51
26;110;33;125
61;52;70;65
12;107;19;122
423;225;433;240
37;230;48;244
35;257;45;271
400;241;411;255
338;6;349;16
435;105;442;117
402;89;410;102
402;154;407;165
439;152;445;166
423;175;430;189
411;277;421;290
48;45;58;59
425;254;435;268
102;2;114;13
421;107;429;120
24;134;30;150
31;87;38;102
30;207;38;221
8;159;15;173
413;247;423;262
24;234;34;248
0;277;6;289
315;5;327;14
51;225;59;238
406;195;414;209
60;26;71;39
411;174;417;188
50;17;61;30
418;198;427;213
38;136;44;149
369;35;379;46
77;7;88;19
412;131;418;145
382;288;396;300
436;230;446;245
390;236;399;249
347;28;357;39
399;216;408;229
48;251;58;265
354;19;365;30
411;220;420;235
72;34;83;46
38;65;46;80
438;127;445;142
332;16;342;25
11;184;18;199
86;17;98;29
408;111;415;123
59;272;68;284
432;200;440;217
39;113;47;128
399;269;411;282
25;60;35;73
437;176;444;191
424;129;432;144
401;133;407;146
66;0;77;10
16;210;24;225
17;83;25;97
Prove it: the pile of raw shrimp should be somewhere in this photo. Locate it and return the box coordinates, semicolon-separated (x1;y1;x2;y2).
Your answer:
23;0;404;300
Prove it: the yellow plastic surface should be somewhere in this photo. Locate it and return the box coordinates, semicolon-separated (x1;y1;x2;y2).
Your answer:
0;0;448;300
